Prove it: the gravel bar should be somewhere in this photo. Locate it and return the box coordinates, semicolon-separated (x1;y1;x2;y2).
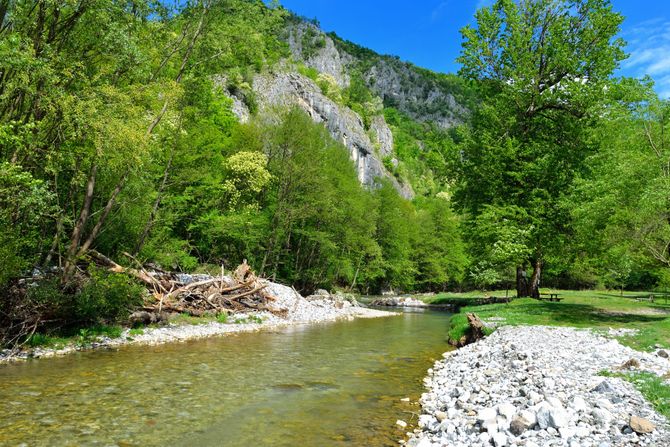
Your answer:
407;326;670;447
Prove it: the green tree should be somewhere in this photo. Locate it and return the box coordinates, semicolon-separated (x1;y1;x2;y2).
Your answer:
456;0;626;296
0;163;55;286
373;180;417;292
468;205;533;293
569;82;670;289
261;108;380;291
412;196;467;291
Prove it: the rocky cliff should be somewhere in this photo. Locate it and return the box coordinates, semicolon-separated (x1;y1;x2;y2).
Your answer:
224;71;414;199
223;18;472;200
286;21;470;128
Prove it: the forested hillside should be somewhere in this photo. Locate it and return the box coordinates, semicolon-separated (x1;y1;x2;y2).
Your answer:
1;0;669;343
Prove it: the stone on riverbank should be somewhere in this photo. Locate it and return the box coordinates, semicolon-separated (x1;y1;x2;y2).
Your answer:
630;415;656;434
408;326;670;447
510;411;536;435
369;296;428;307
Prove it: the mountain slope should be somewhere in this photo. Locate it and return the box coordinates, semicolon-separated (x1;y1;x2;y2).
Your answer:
287;20;473;128
222;16;473;199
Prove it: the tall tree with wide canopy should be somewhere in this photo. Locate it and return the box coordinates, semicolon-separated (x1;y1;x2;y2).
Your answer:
456;0;626;296
570;81;670;286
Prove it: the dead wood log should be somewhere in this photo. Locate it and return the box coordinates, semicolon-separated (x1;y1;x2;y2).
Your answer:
226;285;268;301
449;313;486;347
233;259;252;283
132;261;279;318
89;250;166;292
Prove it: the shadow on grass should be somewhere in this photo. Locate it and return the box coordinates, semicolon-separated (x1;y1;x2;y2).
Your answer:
595;292;670;300
472;301;667;327
430;296;512;305
536;302;665;325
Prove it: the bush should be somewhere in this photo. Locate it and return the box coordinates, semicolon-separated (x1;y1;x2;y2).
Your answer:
27;277;69;308
297;64;319;81
74;267;144;323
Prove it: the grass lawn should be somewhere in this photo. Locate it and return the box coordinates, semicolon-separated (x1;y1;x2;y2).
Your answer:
426;290;670;352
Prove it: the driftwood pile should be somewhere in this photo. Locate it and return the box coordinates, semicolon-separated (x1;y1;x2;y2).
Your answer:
90;251;279;318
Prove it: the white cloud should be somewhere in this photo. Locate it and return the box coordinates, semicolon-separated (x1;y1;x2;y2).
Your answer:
431;1;450;22
622;19;670;98
653;74;670;99
647;57;670;76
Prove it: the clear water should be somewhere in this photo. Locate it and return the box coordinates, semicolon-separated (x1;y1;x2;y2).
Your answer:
0;310;452;447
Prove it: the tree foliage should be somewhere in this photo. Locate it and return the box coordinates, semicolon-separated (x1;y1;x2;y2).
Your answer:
3;0;670;338
455;0;626;295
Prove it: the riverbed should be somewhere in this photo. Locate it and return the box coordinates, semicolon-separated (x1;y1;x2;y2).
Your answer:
0;309;453;447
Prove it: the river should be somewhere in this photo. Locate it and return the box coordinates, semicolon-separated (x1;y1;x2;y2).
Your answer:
0;309;452;447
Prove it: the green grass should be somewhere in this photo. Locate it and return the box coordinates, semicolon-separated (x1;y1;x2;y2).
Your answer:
87;324;123;339
441;290;670;351
170;312;234;325
24;333;70;349
233;315;263;324
24;324;123;348
600;371;670;419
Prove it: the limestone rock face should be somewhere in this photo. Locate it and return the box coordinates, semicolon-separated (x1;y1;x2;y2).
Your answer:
285;22;469;129
228;71;413;199
370;115;394;157
365;60;467;128
287;22;350;88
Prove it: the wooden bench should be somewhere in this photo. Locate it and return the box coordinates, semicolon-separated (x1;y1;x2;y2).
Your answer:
538;293;563;302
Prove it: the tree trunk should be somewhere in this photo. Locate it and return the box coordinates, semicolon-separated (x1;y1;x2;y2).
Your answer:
516;265;530;297
349;256;363;291
134;145;175;256
63;163;98;280
76;172;128;257
529;259;542;298
0;1;9;33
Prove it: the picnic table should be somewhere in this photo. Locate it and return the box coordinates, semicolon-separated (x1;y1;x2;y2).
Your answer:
537;292;563;302
636;294;655;303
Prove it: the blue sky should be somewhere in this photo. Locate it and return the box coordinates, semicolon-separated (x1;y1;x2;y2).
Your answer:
278;0;670;97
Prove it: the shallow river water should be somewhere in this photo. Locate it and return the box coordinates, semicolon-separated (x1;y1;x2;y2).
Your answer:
0;310;452;447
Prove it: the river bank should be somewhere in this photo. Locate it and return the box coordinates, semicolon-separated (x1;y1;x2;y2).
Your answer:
0;280;395;364
407;325;670;447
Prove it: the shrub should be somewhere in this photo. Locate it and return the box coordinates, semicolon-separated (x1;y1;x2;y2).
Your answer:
297;64;319;81
74;267;144;323
27;278;69;309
